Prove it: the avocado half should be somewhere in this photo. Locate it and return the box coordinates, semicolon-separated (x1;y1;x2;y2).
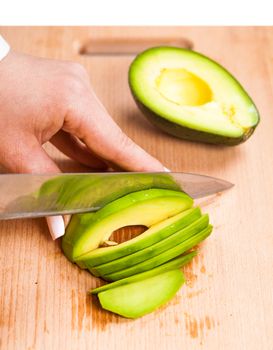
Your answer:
129;46;260;145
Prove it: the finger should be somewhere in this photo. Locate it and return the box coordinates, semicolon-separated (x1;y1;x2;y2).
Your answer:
50;130;107;170
0;135;65;240
0;134;60;173
64;91;165;172
46;216;65;240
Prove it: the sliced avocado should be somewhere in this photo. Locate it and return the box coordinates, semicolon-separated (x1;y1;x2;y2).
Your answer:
62;189;193;261
38;174;102;216
39;173;180;212
97;269;185;318
91;251;196;294
39;175;86;198
129;46;259;145
104;225;212;281
37;175;77;211
88;214;208;277
62;211;96;263
63;173;181;209
77;207;201;267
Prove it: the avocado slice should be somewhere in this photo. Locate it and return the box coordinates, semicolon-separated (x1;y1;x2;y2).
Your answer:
39;172;180;212
64;173;181;209
39;175;87;199
91;251;196;294
103;225;212;281
129;46;259;145
88;214;208;277
97;269;185;318
76;207;201;267
62;189;193;261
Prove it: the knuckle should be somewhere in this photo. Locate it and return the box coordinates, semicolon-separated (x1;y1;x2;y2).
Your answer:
56;62;91;108
61;75;86;103
67;62;88;79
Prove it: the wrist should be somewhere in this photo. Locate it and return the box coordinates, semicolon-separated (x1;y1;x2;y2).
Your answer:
0;35;10;61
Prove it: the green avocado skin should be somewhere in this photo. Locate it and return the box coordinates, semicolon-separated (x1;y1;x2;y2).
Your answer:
133;96;257;146
98;269;185;318
91;251;196;294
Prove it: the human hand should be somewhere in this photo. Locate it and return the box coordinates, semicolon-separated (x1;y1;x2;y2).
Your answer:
0;50;165;239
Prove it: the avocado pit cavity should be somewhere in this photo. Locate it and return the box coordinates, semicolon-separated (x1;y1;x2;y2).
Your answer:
105;225;148;246
155;68;213;107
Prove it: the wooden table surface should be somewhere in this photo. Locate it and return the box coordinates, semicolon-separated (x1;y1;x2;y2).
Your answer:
0;26;272;350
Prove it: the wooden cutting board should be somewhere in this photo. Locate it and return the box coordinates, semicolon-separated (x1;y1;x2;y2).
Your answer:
0;26;272;350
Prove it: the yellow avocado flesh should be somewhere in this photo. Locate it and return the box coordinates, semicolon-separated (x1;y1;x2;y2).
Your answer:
130;47;259;138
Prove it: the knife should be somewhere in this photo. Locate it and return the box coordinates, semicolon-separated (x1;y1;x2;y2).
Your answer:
0;172;233;220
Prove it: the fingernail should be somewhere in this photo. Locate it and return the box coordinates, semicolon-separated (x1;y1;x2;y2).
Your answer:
46;216;65;240
164;167;171;172
63;214;71;228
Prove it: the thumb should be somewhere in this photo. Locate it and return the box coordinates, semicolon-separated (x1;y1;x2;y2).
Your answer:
0;136;65;240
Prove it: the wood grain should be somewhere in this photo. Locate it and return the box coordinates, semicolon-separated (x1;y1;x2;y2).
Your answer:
0;26;272;350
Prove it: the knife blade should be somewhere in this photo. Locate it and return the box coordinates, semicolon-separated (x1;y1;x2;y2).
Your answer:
0;172;233;220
